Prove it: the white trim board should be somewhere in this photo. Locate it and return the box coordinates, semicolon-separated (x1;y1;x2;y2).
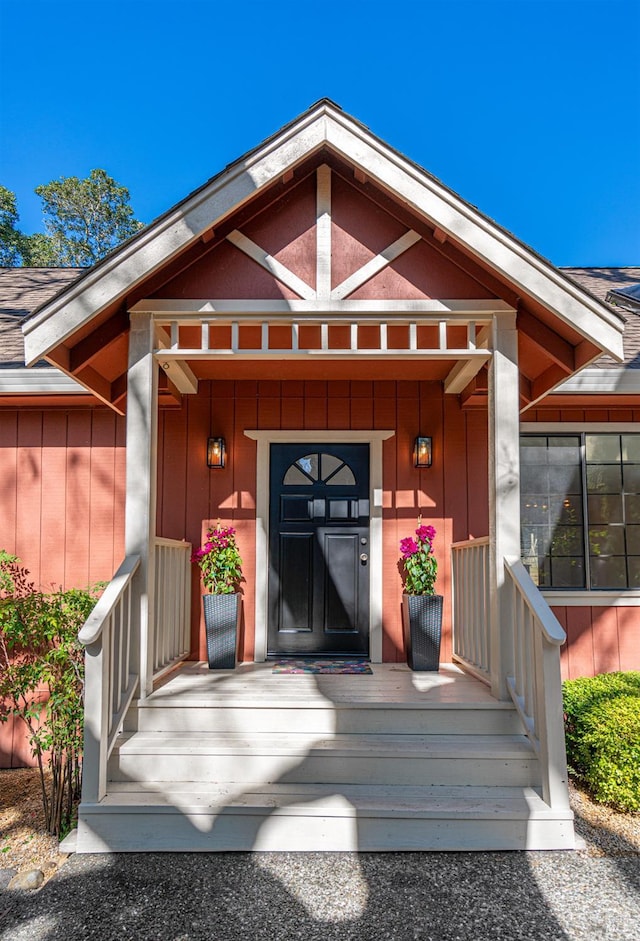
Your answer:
521;423;640;433
243;429;394;663
544;591;640;607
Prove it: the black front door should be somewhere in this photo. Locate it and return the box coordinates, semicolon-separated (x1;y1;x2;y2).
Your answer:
268;443;370;658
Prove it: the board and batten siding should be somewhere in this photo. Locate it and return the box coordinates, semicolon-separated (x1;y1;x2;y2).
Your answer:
0;407;125;768
155;378;489;665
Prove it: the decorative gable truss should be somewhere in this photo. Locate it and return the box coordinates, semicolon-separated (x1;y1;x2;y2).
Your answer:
132;165;514;397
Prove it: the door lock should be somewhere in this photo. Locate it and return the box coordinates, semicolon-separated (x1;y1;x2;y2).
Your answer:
360;553;368;563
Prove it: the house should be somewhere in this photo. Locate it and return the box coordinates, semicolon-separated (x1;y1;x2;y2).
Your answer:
1;101;638;851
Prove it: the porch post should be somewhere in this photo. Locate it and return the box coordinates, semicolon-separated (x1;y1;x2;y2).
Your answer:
125;311;158;699
488;312;520;700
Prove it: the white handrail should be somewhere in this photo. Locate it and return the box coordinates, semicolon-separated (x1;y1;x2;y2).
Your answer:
504;558;570;810
80;554;140;804
451;537;491;683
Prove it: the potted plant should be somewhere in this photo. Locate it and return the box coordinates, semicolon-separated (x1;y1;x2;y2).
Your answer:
191;523;243;669
399;522;443;671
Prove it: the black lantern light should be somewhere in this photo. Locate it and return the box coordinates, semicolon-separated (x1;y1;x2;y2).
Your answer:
207;437;226;469
413;436;432;468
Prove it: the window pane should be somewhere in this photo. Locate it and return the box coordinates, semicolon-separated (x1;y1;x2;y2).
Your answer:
521;496;551;525
586;464;622;493
622;435;640;462
284;466;311;485
522;465;549;492
321;454;343;479
550;526;584;556
547;438;581;464
625;493;640;523
590;555;627;588
586;435;621;463
626;557;640;588
626;526;640;555
550;557;585;588
589;525;625;555
522;525;552;557
587;493;623;524
623;463;640;492
550;495;582;526
296;454;318;480
549;465;582;494
326;465;356;486
520;437;549;463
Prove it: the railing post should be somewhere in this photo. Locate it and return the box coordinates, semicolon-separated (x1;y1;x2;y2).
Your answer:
488;312;520;699
125;311;158;698
81;637;109;803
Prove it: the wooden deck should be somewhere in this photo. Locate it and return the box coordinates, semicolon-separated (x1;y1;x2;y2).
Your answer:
73;661;575;853
152;661;502;705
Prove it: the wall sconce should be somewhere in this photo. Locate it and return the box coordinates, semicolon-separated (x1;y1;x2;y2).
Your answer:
207;437;226;469
414;436;432;469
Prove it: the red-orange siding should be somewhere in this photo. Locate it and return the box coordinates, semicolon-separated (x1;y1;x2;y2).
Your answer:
0;408;125;768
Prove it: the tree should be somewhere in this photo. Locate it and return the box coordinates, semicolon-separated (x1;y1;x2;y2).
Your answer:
35;169;143;266
0;186;25;266
0;170;143;267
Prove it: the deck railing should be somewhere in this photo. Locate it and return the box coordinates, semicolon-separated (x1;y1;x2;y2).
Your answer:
79;554;140;803
152;538;192;679
451;537;491;683
504;559;570;809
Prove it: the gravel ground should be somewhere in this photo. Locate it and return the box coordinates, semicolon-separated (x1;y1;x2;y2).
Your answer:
1;768;638;941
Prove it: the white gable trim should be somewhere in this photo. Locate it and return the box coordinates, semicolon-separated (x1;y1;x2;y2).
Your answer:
23;101;624;368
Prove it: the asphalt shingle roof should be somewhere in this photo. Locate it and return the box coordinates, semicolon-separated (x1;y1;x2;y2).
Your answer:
0;268;82;366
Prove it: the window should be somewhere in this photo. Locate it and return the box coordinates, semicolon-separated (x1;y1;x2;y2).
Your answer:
520;434;640;590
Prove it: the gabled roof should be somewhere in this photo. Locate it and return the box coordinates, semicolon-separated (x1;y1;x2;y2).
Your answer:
23;100;623;371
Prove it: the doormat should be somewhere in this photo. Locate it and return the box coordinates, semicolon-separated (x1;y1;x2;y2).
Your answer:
272;659;373;674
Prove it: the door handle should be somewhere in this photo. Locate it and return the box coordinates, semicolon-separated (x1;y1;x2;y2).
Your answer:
360;553;368;563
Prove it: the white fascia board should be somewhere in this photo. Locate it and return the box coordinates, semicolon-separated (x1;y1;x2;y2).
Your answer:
0;367;86;394
553;367;640;394
22;113;329;364
22;101;624;367
322;114;624;361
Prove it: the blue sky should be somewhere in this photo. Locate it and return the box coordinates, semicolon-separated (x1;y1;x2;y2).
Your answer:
1;0;638;266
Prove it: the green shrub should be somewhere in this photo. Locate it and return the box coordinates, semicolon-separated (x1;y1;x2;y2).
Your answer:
0;550;100;837
563;671;640;813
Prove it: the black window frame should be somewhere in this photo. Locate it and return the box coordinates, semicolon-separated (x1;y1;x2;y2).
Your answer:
520;432;640;591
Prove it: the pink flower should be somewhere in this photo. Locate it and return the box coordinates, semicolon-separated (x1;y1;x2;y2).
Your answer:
416;524;436;544
400;537;419;558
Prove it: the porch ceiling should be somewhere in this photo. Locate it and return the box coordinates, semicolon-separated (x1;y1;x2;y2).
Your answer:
21;101;623;413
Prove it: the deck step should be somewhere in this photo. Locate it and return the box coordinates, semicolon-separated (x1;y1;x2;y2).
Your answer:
108;731;538;787
77;783;575;852
128;699;522;735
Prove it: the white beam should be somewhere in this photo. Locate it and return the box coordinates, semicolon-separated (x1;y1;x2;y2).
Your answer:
154;327;198;394
331;230;421;300
444;355;490;394
132;298;514;317
316;165;332;300
227;230;316;300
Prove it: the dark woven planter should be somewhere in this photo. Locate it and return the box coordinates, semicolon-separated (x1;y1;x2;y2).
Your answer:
203;593;240;670
402;593;443;671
